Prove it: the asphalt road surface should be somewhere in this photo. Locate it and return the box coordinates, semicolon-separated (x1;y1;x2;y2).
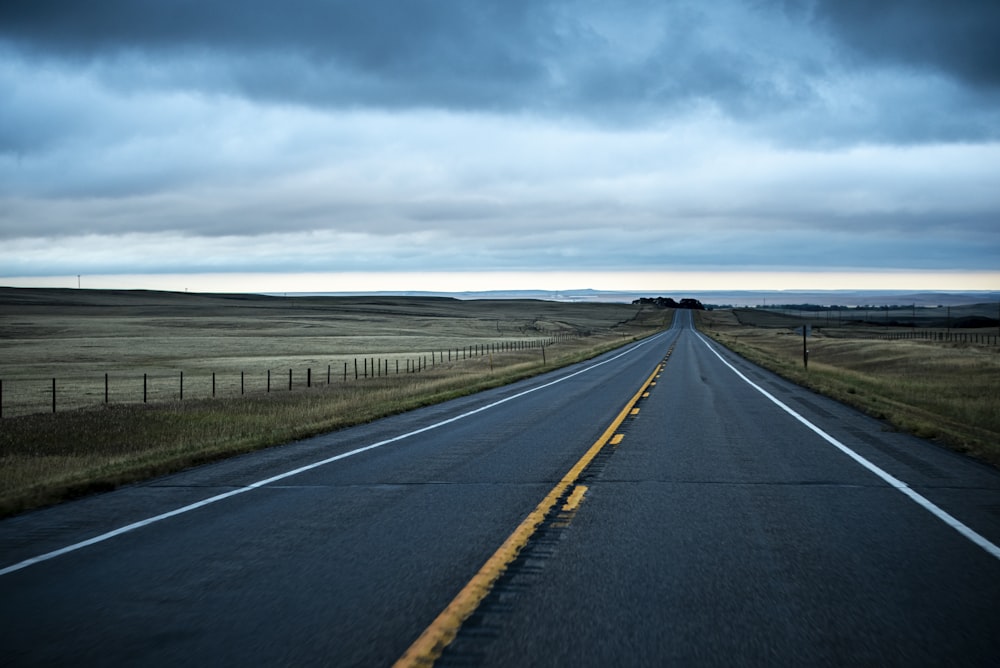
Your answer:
2;311;999;666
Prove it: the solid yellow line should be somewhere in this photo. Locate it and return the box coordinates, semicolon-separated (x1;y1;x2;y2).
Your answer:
393;363;663;668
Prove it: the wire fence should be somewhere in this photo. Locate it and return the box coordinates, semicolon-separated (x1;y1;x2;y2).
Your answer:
0;338;554;418
828;330;999;345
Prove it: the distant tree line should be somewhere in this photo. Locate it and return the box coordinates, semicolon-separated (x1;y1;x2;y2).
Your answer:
632;297;706;310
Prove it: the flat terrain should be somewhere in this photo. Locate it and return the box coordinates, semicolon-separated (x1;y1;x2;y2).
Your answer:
0;288;668;515
2;311;998;665
0;288;659;412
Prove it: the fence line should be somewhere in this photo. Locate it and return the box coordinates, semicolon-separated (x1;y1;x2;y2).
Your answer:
0;337;555;418
834;330;999;345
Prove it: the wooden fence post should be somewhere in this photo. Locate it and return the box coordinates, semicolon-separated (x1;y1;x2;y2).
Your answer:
289;368;293;391
52;378;56;413
105;373;109;404
143;373;147;403
180;371;184;400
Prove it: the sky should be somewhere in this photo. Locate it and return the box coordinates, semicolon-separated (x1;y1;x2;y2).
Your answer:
1;0;999;293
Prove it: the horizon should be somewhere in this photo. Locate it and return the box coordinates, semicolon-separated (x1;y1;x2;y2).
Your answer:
0;274;1000;308
4;270;999;304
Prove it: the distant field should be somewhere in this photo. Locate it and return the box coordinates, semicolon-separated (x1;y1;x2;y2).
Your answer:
730;302;1000;331
0;288;657;416
696;307;1000;467
0;288;670;515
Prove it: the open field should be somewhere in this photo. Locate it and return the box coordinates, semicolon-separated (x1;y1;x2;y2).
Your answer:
696;307;1000;467
0;288;670;516
0;288;657;415
733;302;1000;332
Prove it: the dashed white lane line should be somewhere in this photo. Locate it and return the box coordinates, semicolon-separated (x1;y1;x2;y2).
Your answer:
696;332;1000;561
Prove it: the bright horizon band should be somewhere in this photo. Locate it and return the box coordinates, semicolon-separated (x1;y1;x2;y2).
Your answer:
3;270;1000;294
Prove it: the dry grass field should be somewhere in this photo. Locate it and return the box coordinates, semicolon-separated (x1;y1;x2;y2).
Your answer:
696;308;1000;468
0;289;655;414
0;288;670;516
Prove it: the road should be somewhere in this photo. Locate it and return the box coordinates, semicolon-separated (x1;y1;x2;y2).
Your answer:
2;311;999;666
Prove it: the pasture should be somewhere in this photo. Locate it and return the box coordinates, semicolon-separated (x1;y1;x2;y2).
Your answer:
0;288;669;515
0;289;654;414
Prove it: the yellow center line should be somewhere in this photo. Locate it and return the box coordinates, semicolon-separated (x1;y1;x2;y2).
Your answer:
610;434;624;445
393;362;663;668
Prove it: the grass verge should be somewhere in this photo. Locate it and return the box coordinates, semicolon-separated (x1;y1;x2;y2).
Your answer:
695;310;1000;468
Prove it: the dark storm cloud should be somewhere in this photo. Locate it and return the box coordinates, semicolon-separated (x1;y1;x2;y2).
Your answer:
0;2;827;115
2;0;998;140
0;0;550;109
811;0;1000;89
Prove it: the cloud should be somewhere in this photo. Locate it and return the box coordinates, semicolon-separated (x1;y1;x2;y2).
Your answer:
2;81;998;274
3;1;997;143
1;1;998;286
810;0;1000;89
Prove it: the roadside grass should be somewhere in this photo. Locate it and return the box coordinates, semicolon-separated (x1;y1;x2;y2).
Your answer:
695;309;1000;467
0;289;670;517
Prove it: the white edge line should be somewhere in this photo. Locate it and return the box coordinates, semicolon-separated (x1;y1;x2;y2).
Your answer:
1;331;670;577
695;331;1000;561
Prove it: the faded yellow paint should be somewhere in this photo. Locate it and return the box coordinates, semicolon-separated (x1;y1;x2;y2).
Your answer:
562;485;589;512
393;361;663;668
